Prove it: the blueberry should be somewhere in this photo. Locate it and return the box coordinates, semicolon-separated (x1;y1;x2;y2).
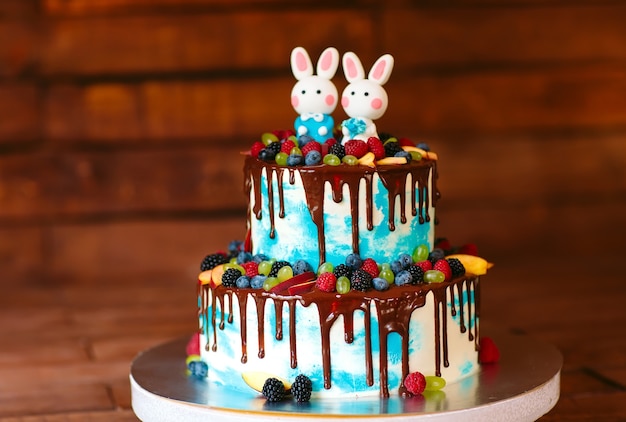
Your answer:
236;275;251;288
304;150;321;166
293;259;311;275
394;150;412;162
394;270;412;286
298;135;315;147
372;277;389;291
416;142;430;151
188;360;208;378
390;260;403;274
258;149;276;161
345;253;362;270
287;154;304;166
253;253;270;263
236;251;252;264
250;275;267;289
398;253;413;269
429;248;445;262
228;240;243;254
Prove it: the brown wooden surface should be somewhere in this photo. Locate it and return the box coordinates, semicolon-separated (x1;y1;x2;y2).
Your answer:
1;1;625;420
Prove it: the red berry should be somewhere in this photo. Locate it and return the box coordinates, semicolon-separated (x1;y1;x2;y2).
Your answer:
241;261;259;277
479;337;500;364
316;272;337;293
434;237;452;253
398;137;416;147
324;138;338;146
301;141;322;156
433;259;452;282
186;332;200;356
272;129;295;141
250;141;265;158
280;139;296;154
459;243;479;256
360;258;379;278
366;137;386;160
414;260;432;273
403;371;426;395
344;139;369;158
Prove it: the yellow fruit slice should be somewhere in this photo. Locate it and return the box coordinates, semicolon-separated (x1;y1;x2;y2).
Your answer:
376;156;408;165
198;270;212;285
241;371;292;393
357;152;376;168
445;254;494;276
211;264;226;287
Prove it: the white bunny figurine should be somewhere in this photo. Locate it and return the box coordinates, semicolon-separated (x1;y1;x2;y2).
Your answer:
290;47;340;143
340;52;394;144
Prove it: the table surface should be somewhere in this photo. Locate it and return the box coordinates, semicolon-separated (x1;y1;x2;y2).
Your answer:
1;255;624;421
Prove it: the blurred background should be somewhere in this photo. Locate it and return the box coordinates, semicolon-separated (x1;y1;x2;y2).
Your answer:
1;1;625;420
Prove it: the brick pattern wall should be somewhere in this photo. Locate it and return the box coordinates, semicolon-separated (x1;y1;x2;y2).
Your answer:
1;0;625;284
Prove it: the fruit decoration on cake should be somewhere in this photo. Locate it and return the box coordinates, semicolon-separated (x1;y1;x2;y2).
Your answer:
188;47;495;402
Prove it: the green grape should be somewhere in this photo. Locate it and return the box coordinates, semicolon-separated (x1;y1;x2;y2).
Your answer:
412;244;429;262
317;262;334;275
287;135;298;144
336;276;351;294
424;270;445;283
275;152;288;166
258;261;272;276
379;268;395;284
224;262;244;275
261;132;279;145
263;277;280;291
342;155;358;165
424;375;446;391
410;151;423;161
380;263;391;271
383;137;398;145
277;266;294;282
290;146;302;156
323;154;341;166
422;389;446;402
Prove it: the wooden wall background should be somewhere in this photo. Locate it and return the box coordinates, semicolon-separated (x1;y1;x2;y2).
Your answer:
1;0;625;286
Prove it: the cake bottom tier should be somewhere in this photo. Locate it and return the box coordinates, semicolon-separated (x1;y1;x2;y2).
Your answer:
199;277;480;398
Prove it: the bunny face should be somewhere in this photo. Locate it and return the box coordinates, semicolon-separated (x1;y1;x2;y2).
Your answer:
290;47;340;115
341;79;389;121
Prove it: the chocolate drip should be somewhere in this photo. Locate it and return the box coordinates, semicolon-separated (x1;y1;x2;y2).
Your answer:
288;300;298;368
234;290;249;363
253;294;267;358
277;168;286;218
274;299;284;340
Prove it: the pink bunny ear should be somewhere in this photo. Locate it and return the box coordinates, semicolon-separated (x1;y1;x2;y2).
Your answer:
368;54;394;86
342;52;365;83
291;47;313;81
316;47;339;79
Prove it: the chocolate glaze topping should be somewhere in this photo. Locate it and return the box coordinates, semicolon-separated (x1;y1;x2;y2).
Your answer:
244;157;438;265
201;277;479;398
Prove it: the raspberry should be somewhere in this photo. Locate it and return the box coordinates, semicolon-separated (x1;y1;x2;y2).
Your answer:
383;141;403;157
344;139;369;158
200;253;228;271
360;258;379;278
241;261;259;277
301;140;322;156
316;272;337;292
447;258;465;278
250;141;265;158
414;260;432;273
403;371;426;395
398;137;416;147
272;129;295;141
328;143;345;160
350;269;373;292
459;243;479;256
367;137;386;160
333;263;352;279
269;260;291;277
478;337;500;364
280;139;296;154
221;268;242;287
324;138;338;147
407;265;424;284
262;377;286;402
291;374;313;402
433;259;452;282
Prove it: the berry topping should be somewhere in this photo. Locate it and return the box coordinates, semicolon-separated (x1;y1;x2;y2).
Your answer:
291;374;313;402
479;337;500;364
414;260;433;273
241;261;259;277
328;142;346;160
394;270;412;286
293;259;312;275
262;377;286;402
250;141;265;158
185;333;200;356
304;150;322;165
383;140;403;157
345;253;363;270
367;137;386;160
301;140;322;156
344;139;369;158
406;265;425;284
360;258;379;278
433;259;452;282
350;268;373;292
404;371;426;395
188;360;209;378
447;258;466;278
269;260;291;277
222;268;243;287
333;263;353;279
459;243;479;256
280;139;296;154
200;253;228;271
316;272;337;293
372;277;390;291
428;248;446;264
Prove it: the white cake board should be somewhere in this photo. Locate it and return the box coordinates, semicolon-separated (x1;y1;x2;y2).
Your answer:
130;330;561;422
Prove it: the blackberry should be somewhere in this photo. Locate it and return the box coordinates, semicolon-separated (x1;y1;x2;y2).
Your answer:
262;377;286;402
350;268;373;292
328;143;346;160
200;253;228;271
258;148;276;161
221;268;242;288
333;263;353;279
291;374;313;402
407;265;425;284
447;258;466;278
269;260;291;277
266;141;282;154
384;141;403;157
378;132;394;142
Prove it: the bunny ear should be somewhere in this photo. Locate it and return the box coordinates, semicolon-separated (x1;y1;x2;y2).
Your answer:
342;52;365;83
316;47;339;79
291;47;313;80
368;54;394;86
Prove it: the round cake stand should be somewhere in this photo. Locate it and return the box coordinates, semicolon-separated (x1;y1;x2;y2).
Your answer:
130;330;561;422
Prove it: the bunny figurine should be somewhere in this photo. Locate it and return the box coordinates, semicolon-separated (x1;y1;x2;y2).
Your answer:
290;47;340;143
340;52;394;144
